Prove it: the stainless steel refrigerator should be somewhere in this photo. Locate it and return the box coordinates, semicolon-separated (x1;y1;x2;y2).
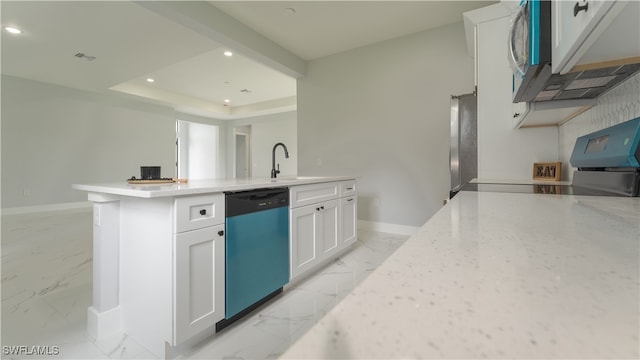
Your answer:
449;93;477;198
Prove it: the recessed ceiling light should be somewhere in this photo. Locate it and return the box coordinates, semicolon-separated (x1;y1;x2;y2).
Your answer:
224;99;231;103
284;7;296;16
146;78;155;83
224;51;233;57
3;26;23;35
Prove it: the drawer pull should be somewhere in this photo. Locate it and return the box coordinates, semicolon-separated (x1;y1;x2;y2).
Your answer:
347;198;354;202
199;209;207;216
573;1;588;16
346;187;353;190
218;230;224;236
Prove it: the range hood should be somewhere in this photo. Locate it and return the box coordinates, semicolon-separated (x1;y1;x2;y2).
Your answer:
517;58;640;103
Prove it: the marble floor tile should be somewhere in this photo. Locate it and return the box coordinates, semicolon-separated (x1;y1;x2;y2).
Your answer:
1;208;408;359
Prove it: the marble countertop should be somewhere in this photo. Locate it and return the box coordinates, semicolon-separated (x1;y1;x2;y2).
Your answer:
281;191;640;359
72;176;354;198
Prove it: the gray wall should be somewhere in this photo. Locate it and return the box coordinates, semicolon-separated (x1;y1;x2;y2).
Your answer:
225;111;297;179
297;22;474;227
1;75;176;208
1;74;298;209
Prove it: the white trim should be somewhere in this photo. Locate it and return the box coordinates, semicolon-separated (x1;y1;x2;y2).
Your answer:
358;220;419;236
87;306;123;341
1;201;92;215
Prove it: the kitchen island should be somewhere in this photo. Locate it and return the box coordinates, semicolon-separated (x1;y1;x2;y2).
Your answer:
72;176;357;357
281;190;639;359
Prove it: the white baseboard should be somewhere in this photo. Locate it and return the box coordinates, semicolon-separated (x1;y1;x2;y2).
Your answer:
358;220;419;236
1;201;92;215
87;305;122;341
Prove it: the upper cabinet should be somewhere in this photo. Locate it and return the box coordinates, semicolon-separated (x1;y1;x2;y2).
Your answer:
466;1;640;129
552;0;628;74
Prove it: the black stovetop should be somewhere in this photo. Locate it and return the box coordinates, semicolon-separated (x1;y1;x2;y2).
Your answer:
456;182;626;197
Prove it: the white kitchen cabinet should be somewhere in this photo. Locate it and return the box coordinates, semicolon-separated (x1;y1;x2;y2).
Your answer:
289;181;357;281
290;204;319;277
174;224;225;345
290;199;340;279
474;13;559;179
552;0;627;74
173;194;225;345
76;177;357;357
339;180;357;197
340;196;357;246
318;199;340;258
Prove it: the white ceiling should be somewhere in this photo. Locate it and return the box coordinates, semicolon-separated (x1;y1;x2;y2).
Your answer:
1;1;495;119
212;1;496;61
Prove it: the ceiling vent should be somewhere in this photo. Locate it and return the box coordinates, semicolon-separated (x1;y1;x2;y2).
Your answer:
74;52;96;61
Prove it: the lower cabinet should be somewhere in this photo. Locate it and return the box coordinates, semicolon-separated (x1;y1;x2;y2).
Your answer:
340;196;357;246
173;223;225;344
290;181;357;281
290;199;340;278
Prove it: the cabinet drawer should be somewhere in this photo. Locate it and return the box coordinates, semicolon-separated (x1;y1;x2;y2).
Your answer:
339;180;356;197
290;182;339;208
175;194;225;233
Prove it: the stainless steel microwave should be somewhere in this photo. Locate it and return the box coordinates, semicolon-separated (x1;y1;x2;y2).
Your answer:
508;0;640;104
509;0;552;103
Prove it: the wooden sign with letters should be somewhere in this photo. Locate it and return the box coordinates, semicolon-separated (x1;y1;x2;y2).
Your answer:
533;162;561;181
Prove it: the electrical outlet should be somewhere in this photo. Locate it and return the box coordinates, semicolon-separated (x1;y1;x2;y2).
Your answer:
22;189;31;197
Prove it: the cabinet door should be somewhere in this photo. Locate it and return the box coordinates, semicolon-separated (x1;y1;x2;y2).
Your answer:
552;0;618;74
340;196;357;246
319;199;340;258
174;224;225;345
290;205;320;279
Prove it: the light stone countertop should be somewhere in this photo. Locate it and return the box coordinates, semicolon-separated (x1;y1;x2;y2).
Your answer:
72;176;354;198
281;191;640;359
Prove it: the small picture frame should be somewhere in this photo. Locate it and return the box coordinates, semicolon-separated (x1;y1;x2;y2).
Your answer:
533;162;561;181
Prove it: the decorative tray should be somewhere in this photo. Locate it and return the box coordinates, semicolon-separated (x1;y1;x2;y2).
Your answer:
127;178;187;184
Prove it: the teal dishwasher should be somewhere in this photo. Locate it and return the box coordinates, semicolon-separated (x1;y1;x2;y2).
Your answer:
217;188;289;330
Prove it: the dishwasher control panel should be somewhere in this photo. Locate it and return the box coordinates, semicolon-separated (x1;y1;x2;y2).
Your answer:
225;188;289;217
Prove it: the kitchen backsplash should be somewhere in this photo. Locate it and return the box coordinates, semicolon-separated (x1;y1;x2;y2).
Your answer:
559;71;640;181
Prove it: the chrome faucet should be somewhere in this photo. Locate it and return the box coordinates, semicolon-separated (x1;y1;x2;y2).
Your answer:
271;142;289;178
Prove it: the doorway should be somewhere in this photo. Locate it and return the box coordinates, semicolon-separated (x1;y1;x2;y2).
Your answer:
234;126;251;179
176;120;219;180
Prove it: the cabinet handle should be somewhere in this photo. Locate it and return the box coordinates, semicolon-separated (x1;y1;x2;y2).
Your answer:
199;209;207;216
347;198;354;202
346;187;353;190
513;113;520;118
574;1;588;16
321;206;325;210
218;230;224;236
